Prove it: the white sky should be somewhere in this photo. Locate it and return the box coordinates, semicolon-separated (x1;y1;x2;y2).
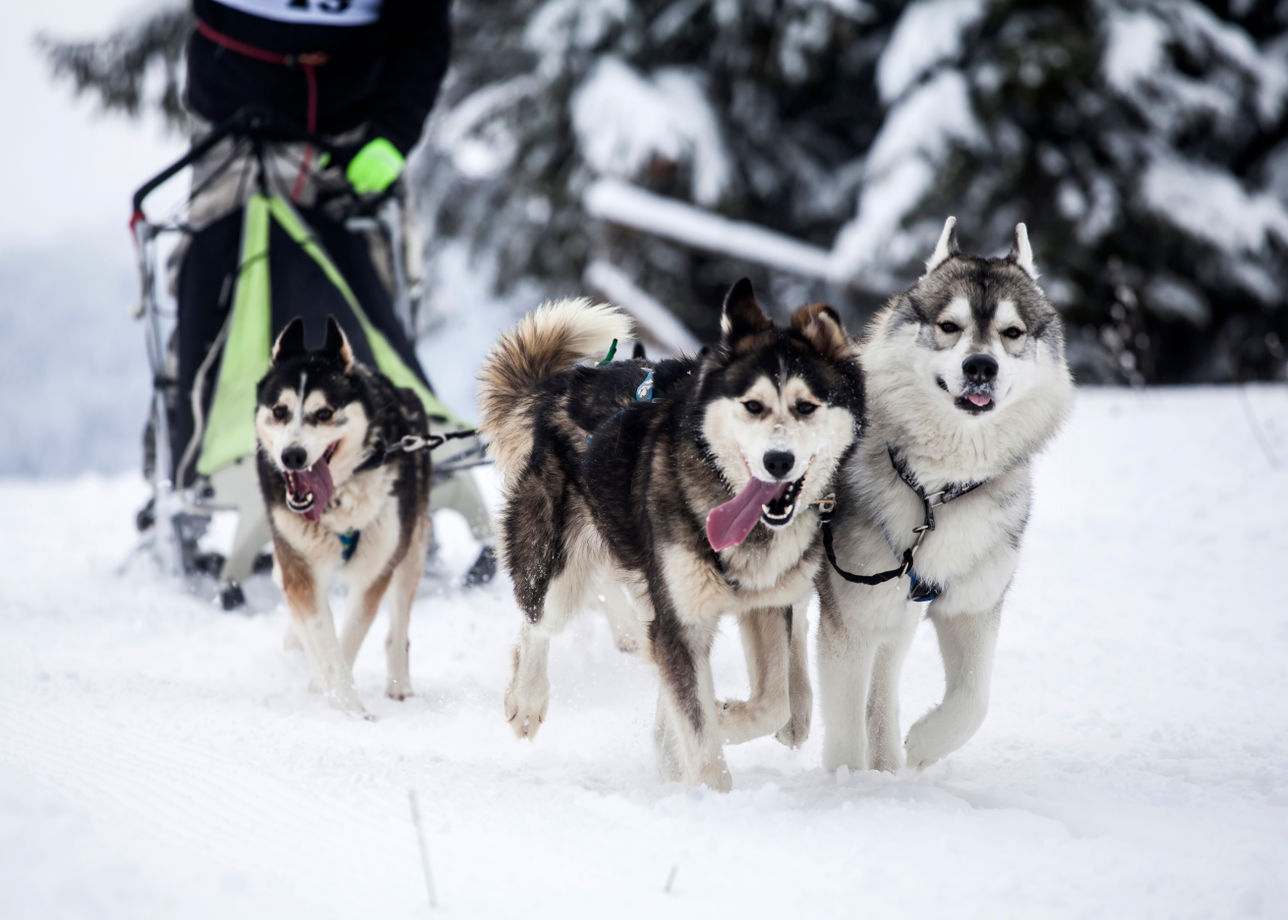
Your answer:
0;1;184;248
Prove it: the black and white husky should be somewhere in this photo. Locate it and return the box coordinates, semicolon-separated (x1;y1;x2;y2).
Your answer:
255;317;433;716
479;280;864;790
815;218;1073;772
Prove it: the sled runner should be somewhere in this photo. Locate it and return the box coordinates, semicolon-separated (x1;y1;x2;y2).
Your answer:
130;106;490;608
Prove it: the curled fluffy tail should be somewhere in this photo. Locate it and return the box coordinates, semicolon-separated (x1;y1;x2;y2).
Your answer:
478;298;633;483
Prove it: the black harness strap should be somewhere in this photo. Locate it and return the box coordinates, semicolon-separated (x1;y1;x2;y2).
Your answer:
818;446;989;593
886;445;985;531
821;518;913;586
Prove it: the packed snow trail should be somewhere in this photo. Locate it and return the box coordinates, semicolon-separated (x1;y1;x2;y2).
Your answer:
2;388;1286;919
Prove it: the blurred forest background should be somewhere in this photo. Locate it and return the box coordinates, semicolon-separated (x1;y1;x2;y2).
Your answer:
42;0;1288;384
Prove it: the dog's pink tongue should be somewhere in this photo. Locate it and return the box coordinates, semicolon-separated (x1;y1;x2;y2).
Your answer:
297;459;334;523
967;393;992;407
706;479;790;551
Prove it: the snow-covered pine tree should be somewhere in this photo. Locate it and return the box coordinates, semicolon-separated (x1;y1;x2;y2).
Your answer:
833;0;1288;382
37;7;191;128
417;0;899;339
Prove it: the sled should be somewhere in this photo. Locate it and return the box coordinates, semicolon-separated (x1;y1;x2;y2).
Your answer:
130;107;489;608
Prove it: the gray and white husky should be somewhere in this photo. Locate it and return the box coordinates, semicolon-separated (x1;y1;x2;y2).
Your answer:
479;280;864;789
816;218;1073;772
255;317;433;716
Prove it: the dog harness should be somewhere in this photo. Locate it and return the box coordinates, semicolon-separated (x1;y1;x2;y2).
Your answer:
585;362;659;444
337;425;480;562
817;446;987;603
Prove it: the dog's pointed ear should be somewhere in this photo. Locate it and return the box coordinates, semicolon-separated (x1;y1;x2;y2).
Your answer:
272;317;307;364
923;216;960;276
1008;222;1039;280
790;303;853;362
323;315;355;370
720;278;772;346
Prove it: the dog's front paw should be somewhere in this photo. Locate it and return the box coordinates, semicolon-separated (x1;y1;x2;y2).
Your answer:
386;677;414;701
905;695;988;769
325;686;370;719
693;755;733;793
904;709;953;770
504;680;549;740
716;699;747;741
774;706;811;748
717;697;792;745
822;732;867;773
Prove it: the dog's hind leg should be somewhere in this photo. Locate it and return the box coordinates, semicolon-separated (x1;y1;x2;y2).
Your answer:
904;605;1000;769
384;517;431;700
506;623;552;738
652;692;683;782
597;579;646;654
501;487;564;739
776;601;813;748
718;607;792;745
816;581;877;772
504;504;605;738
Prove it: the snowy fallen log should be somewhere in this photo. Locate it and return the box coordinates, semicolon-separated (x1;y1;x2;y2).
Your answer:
584;178;836;281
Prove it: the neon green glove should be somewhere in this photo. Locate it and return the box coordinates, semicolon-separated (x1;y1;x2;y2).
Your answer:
344;137;405;195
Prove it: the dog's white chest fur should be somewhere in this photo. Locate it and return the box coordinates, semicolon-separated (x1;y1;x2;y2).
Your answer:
271;467;399;574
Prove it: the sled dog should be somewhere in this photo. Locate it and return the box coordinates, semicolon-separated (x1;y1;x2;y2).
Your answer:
479;280;864;790
256;316;433;715
815;218;1073;772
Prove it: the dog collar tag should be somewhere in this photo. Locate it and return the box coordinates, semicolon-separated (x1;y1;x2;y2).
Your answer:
908;569;939;603
338;528;361;562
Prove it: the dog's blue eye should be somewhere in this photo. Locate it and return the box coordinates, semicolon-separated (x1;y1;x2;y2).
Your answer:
938;321;961;334
1002;326;1025;340
796;400;818;416
271;405;289;422
315;408;334;422
743;400;765;416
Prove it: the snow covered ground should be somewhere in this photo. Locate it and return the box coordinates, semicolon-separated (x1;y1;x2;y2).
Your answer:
2;386;1286;919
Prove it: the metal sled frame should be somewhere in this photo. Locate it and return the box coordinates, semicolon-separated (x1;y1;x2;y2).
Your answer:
130;107;454;608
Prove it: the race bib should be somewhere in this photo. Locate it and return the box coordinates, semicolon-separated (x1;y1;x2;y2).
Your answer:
213;0;384;26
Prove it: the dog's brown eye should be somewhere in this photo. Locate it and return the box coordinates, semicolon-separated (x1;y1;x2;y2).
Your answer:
271;405;289;422
938;321;961;334
315;408;333;422
1002;326;1025;340
796;400;818;416
743;400;765;416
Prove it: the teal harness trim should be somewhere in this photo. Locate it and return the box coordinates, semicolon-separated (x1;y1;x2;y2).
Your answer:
588;366;658;444
338;528;361;562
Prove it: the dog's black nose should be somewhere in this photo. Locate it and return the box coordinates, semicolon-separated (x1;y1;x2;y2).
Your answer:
763;450;795;480
281;446;308;470
962;353;998;384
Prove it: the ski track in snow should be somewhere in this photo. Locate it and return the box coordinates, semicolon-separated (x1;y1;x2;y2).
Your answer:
2;388;1287;918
